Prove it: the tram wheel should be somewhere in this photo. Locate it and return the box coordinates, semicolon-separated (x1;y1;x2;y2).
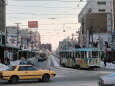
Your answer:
75;65;80;69
62;64;65;67
88;67;94;70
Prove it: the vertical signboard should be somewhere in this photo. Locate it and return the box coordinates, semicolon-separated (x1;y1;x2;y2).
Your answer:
107;14;112;43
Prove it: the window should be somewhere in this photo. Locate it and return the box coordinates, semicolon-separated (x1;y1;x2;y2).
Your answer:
75;52;78;58
97;2;101;5
97;1;106;5
18;66;27;71
102;2;106;5
7;66;16;71
92;51;98;58
89;52;92;58
81;52;84;58
98;9;105;12
26;66;37;71
81;51;87;58
18;66;37;71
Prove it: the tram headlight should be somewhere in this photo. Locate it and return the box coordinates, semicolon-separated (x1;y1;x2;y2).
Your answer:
90;61;94;65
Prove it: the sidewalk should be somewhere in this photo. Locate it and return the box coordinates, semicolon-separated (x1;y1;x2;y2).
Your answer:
100;61;115;69
0;63;9;71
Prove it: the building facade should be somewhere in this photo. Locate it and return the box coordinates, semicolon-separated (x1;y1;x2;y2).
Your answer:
40;44;52;52
3;26;41;61
59;37;79;51
78;0;112;51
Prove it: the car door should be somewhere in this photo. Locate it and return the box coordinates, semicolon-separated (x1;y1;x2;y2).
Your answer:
18;66;30;80
24;66;42;79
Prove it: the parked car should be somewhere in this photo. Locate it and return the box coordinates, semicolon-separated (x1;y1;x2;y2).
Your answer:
0;65;56;83
19;60;34;66
38;57;46;62
98;72;115;86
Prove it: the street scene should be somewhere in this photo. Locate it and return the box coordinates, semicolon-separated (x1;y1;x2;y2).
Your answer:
0;0;115;86
0;55;115;86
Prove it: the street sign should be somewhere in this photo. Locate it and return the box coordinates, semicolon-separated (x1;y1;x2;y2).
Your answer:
28;21;38;28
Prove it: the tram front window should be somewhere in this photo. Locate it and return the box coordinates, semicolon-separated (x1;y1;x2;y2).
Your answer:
92;51;98;58
81;51;87;58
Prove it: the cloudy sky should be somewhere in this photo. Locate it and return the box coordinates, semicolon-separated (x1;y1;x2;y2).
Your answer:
6;0;86;50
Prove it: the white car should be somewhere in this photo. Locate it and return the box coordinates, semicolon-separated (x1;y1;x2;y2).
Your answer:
98;72;115;86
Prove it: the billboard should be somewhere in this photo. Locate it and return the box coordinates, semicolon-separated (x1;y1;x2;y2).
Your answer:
28;21;38;28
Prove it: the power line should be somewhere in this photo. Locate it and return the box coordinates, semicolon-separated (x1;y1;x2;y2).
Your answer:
7;12;77;15
13;0;87;2
7;5;76;8
11;0;112;3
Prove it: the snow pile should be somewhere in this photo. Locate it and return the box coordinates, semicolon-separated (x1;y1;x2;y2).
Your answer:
28;57;36;61
100;61;115;69
0;63;9;71
10;60;21;66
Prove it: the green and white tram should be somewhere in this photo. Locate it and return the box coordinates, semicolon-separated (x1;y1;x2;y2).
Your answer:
59;48;100;70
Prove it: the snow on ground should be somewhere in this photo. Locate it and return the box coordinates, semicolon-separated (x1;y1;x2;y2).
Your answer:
9;60;21;66
0;63;9;71
50;55;60;67
28;57;36;61
100;61;115;69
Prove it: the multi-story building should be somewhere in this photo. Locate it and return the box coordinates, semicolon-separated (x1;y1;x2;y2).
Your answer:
59;37;79;51
34;31;41;49
6;26;21;48
112;0;115;43
40;44;52;52
4;26;41;60
113;0;115;31
78;0;112;51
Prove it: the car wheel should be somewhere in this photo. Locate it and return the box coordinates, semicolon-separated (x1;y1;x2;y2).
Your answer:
38;79;42;82
8;80;11;83
10;76;19;83
42;74;50;82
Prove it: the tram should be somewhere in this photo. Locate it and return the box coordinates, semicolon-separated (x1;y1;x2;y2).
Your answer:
59;48;100;70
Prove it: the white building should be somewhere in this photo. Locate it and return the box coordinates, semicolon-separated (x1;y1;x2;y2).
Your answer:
59;37;79;50
78;0;112;50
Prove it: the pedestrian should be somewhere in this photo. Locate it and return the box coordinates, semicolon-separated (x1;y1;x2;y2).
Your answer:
7;58;10;65
101;53;104;61
104;58;107;66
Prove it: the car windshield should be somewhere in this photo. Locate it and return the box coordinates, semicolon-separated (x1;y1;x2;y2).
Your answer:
7;66;16;71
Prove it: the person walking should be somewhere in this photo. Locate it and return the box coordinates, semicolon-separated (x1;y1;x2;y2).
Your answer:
104;58;107;66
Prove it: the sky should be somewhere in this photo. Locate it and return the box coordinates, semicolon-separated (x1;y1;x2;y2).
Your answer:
6;0;87;50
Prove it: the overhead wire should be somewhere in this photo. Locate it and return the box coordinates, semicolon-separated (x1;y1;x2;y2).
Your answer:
6;0;111;41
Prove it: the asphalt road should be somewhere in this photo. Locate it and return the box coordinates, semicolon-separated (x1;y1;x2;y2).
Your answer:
0;55;114;86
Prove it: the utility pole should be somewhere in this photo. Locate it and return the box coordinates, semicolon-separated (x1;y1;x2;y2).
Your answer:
14;23;21;47
14;23;21;60
0;0;6;32
91;19;94;47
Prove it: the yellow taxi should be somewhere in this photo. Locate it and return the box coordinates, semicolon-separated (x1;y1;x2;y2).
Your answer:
0;65;56;83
